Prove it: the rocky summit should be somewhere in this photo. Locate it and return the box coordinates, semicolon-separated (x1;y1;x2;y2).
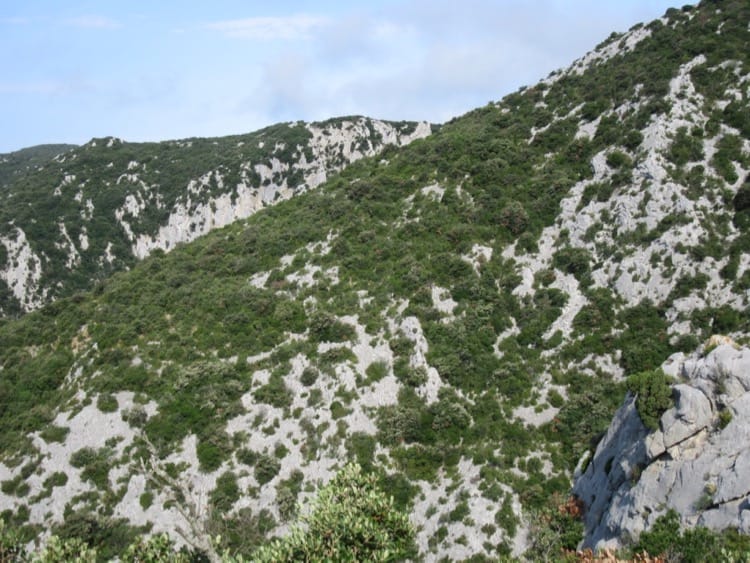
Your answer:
0;1;750;561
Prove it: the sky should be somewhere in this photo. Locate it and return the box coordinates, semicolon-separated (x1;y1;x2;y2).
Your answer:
0;0;682;153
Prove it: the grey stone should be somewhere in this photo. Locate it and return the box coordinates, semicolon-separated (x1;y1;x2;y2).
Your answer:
715;449;750;505
575;345;750;550
661;384;712;448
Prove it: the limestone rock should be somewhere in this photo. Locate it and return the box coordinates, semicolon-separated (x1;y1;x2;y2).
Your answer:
573;344;750;550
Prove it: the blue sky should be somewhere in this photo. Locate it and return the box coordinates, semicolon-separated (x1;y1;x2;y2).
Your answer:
1;0;680;153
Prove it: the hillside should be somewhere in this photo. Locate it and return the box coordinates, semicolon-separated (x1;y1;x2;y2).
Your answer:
0;145;79;190
0;1;749;560
0;118;430;316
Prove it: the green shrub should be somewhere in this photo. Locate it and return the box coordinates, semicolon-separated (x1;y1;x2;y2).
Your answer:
1;476;26;496
308;312;355;343
0;519;24;562
617;303;672;373
631;510;729;562
552;247;591;282
51;512;146;562
251;463;416;562
346;433;376;471
329;400;349;420
626;369;673;431
43;472;68;490
237;448;258;467
210;471;240;512
606;150;632;169
499;201;529;236
122;533;188;562
547;389;564;408
495;493;518;537
668;126;704;165
39;425;70;444
121;406;148;428
254;375;292;409
254;455;281;485
364;360;389;385
196;437;227;473
34;535;97;563
96;393;119;413
718;408;733;429
139;491;154;510
69;447;112;489
299;366;318;387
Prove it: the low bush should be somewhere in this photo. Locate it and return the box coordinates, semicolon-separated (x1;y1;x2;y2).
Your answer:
626;369;673;431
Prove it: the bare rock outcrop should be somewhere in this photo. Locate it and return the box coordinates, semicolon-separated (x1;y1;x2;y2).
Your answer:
573;342;750;550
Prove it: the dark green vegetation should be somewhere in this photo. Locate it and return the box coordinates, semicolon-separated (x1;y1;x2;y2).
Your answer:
253;463;416;562
0;117;423;315
0;464;414;562
626;369;674;430
0;0;750;560
631;509;750;562
0;144;77;189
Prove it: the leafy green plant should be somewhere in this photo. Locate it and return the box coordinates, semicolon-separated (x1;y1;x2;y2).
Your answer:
34;535;98;563
250;463;416;562
254;454;281;486
626;369;673;431
96;393;118;413
210;471;240;512
39;425;70;444
122;533;189;563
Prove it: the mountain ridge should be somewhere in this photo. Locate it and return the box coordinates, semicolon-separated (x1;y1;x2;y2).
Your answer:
0;117;430;315
0;1;749;560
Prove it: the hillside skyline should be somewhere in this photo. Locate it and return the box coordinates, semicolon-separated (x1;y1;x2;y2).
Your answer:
1;0;678;153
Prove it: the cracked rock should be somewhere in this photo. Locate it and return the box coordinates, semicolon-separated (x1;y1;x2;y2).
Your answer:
574;344;750;550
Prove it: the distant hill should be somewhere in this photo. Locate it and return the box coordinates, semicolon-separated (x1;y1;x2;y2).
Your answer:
0;118;430;315
0;144;77;189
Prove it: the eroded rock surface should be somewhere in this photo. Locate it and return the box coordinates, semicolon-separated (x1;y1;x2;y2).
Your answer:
574;343;750;550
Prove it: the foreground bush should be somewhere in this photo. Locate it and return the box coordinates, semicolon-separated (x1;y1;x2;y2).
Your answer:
249;463;416;562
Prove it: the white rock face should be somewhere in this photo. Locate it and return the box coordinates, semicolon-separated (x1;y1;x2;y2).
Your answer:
130;119;430;259
0;392;157;528
574;343;750;550
3;119;431;312
502;53;749;357
0;227;45;310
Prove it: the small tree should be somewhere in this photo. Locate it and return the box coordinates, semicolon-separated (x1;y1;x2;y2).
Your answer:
122;533;189;563
499;201;529;236
0;519;24;562
250;463;416;562
626;368;673;431
32;535;97;563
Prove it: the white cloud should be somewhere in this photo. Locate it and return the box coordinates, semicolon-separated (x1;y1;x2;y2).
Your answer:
63;15;121;29
207;14;328;40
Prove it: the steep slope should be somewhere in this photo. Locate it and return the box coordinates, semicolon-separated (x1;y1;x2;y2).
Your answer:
0;1;749;560
0;118;430;315
574;339;750;551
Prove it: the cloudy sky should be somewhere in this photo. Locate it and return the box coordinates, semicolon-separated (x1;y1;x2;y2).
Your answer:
1;0;680;153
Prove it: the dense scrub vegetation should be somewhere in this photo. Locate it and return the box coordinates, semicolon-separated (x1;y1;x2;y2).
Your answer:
0;118;422;315
0;0;749;559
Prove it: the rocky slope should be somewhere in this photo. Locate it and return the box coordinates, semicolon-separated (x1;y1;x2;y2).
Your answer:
574;339;750;550
0;1;748;560
0;144;78;189
0;118;430;315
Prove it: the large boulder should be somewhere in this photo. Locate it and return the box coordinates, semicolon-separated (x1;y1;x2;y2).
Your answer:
573;343;750;550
